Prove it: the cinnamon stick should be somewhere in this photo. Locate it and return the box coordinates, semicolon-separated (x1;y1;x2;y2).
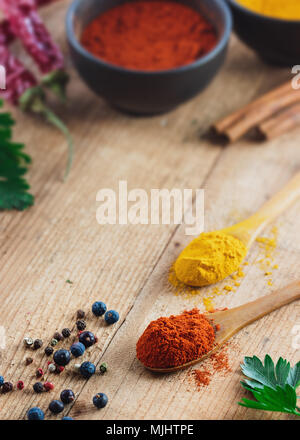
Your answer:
224;89;300;142
214;81;292;134
258;103;300;140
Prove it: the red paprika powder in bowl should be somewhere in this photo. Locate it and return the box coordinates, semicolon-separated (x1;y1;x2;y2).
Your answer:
66;0;232;114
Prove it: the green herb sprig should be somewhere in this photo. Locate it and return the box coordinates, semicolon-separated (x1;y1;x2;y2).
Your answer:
0;101;34;210
239;355;300;416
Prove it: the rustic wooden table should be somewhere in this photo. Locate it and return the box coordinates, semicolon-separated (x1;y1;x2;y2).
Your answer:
0;1;299;420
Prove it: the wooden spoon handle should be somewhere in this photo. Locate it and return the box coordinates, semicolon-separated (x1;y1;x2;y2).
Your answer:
219;280;300;332
244;171;300;232
224;172;300;246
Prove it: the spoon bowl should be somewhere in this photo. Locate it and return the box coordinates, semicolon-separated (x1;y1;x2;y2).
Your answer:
175;171;300;287
144;280;300;373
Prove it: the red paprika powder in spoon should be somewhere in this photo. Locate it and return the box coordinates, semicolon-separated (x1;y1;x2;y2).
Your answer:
136;309;215;369
81;1;217;71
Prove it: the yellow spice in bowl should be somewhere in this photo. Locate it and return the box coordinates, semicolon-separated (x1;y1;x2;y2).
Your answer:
237;0;300;20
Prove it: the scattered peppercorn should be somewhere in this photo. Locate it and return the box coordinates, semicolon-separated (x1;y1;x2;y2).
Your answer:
80;361;96;379
93;393;108;409
56;365;65;374
99;362;108;374
76;309;85;319
70;342;85;358
76;320;86;331
33;339;43;350
25;357;33;366
48;363;56;373
44;381;54;392
105;310;119;325
2;382;13;393
53;332;63;341
92;301;107;317
74;364;81;372
27;407;44;420
45;346;54;356
79;331;95;348
53;349;71;366
51;338;58;347
33;382;44;393
23;337;34;347
49;400;64;414
60;389;75;404
36;368;44;378
0;376;4;386
17;380;24;390
62;328;71;338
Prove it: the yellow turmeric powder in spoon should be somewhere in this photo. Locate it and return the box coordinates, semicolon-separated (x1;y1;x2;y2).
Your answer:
175;172;300;288
174;232;247;287
237;0;300;20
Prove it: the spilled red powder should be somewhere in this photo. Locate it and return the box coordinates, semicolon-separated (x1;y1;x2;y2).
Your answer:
188;345;232;390
190;368;211;389
211;349;231;373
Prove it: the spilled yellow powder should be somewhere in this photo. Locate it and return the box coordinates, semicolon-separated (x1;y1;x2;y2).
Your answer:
174;232;248;287
203;297;215;312
255;226;278;286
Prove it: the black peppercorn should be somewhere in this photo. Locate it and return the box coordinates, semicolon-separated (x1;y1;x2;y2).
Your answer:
76;309;85;319
76;320;86;331
25;357;33;366
33;382;44;393
62;328;71;338
2;382;13;393
45;346;54;356
99;362;108;374
53;332;63;341
33;339;43;350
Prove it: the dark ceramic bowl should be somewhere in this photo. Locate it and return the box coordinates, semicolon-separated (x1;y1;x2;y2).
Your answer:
66;0;232;115
227;0;300;66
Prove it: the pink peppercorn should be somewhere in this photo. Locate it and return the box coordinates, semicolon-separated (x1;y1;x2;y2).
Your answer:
36;368;44;378
43;381;54;392
56;365;64;374
17;380;24;390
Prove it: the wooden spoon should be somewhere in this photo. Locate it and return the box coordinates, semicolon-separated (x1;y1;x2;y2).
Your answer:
222;171;300;248
145;280;300;373
175;172;300;286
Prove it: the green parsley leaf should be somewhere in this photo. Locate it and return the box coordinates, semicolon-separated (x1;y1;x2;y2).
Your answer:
0;101;34;211
240;384;300;416
287;362;300;388
239;355;300;416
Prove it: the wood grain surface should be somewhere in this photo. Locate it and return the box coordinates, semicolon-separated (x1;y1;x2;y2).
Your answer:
0;0;299;420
